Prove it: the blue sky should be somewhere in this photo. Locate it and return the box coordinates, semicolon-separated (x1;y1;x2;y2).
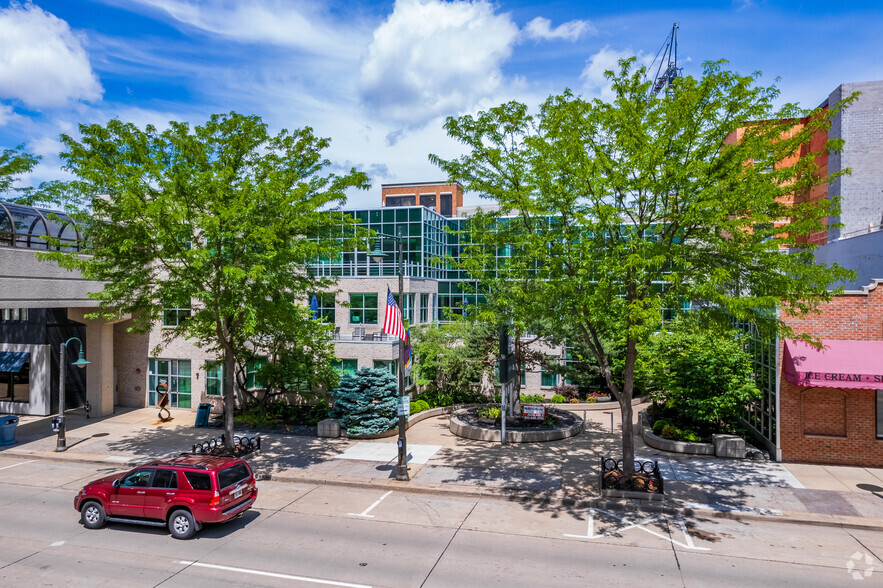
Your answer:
1;0;882;207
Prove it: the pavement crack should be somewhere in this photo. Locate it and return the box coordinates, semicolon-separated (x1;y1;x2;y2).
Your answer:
419;497;480;587
667;519;686;588
848;531;883;565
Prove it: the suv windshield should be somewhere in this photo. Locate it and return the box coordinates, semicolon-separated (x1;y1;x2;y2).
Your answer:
217;462;250;489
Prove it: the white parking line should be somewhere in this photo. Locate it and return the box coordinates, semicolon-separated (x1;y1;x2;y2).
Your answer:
0;460;36;471
348;490;393;518
563;508;710;551
178;561;372;588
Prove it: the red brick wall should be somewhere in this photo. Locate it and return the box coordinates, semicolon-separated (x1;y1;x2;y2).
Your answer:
381;182;463;216
779;281;883;466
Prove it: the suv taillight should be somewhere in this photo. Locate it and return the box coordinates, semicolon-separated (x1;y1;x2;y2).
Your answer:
209;491;220;507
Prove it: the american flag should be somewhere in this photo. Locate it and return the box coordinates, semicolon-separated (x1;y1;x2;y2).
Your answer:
381;287;407;341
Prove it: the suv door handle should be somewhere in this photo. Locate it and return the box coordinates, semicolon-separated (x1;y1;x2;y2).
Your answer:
166;492;175;495
137;491;146;494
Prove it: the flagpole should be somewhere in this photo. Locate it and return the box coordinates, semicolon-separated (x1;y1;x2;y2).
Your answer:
395;226;409;481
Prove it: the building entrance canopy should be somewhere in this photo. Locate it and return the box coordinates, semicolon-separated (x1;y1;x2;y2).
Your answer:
783;339;883;389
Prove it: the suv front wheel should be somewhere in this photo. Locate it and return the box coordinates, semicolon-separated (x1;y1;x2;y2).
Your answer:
168;509;197;539
81;501;106;529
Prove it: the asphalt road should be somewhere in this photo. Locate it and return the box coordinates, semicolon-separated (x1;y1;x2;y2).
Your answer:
0;456;880;587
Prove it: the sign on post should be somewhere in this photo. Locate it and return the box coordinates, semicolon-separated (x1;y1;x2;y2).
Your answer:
397;396;410;417
523;404;546;421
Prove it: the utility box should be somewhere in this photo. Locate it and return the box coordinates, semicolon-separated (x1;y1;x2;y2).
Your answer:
317;418;340;438
0;415;19;446
195;403;213;428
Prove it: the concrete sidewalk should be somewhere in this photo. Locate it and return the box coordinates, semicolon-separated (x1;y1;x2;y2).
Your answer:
2;406;883;531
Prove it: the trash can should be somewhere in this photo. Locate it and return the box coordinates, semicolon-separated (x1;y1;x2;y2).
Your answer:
0;415;19;446
195;403;213;428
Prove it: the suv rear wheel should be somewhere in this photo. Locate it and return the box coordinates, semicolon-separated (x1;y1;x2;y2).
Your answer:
168;509;197;539
81;501;106;529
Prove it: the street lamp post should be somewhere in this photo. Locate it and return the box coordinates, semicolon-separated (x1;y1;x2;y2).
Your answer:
370;227;409;481
57;337;89;452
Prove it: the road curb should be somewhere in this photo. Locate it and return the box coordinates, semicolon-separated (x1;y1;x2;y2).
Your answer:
6;449;883;532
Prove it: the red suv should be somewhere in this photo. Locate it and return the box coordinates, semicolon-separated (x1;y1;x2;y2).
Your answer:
74;454;258;539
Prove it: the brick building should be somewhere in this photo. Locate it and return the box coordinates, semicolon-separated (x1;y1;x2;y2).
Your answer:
778;280;883;467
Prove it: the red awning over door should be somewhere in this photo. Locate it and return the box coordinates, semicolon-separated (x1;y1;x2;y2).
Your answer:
783;339;883;389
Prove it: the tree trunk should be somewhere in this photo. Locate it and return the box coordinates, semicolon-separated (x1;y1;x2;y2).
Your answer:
223;346;236;452
620;334;638;477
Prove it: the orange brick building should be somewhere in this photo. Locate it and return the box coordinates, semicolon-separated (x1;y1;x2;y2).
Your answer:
778;280;883;467
381;181;463;217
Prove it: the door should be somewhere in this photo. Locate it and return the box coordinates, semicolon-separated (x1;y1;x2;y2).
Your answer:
108;468;152;518
143;469;178;521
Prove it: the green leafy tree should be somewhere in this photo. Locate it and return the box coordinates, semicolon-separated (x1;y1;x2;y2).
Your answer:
637;316;760;436
41;113;369;449
411;320;495;397
0;145;40;200
331;368;398;436
431;59;856;476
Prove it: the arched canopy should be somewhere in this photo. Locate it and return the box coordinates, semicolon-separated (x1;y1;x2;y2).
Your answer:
0;201;82;251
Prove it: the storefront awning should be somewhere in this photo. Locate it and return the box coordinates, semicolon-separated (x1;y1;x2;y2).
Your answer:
0;351;29;373
783;339;883;389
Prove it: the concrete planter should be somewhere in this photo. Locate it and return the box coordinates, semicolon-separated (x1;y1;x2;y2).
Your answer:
639;412;715;456
449;407;582;443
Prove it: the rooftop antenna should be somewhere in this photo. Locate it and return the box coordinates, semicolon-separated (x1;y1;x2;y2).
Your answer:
647;23;680;98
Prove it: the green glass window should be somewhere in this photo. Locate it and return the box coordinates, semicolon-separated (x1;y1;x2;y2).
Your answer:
420;293;429;323
541;368;557;387
333;359;358;374
311;292;336;323
349;294;378;324
205;361;223;396
162;305;190;327
149;358;192;408
246;357;266;389
373;359;396;376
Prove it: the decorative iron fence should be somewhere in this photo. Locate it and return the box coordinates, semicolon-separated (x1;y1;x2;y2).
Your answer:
600;456;664;494
192;433;261;457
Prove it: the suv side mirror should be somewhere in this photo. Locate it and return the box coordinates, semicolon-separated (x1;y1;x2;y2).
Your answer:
112;479;120;489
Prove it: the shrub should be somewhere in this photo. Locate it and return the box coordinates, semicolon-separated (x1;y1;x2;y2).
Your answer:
569;397;580;403
551;383;579;401
652;418;669;436
521;393;545;404
478;406;502;419
410;399;431;415
550;394;566;403
331;368;398;436
660;425;679;440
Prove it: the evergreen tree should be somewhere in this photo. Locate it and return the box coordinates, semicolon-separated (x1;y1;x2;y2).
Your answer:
331;368;398;436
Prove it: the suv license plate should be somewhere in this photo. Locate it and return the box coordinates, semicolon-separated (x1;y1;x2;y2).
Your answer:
233;489;242;499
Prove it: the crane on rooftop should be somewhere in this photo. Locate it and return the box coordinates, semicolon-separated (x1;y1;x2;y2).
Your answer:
647;23;681;98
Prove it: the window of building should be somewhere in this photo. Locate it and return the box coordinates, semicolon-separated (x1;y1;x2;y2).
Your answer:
149;359;192;408
1;308;28;321
246;357;266;389
162;305;190;327
541;366;557;387
440;193;453;217
333;359;358;374
310;292;336;323
374;360;396;376
386;195;415;207
419;194;436;209
877;391;883;439
393;293;414;323
420;293;429;323
349;294;378;324
205;361;223;396
0;351;29;402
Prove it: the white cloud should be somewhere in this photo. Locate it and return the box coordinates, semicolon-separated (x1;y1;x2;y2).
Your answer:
124;0;365;59
0;3;103;108
523;17;595;42
580;46;651;101
358;0;519;128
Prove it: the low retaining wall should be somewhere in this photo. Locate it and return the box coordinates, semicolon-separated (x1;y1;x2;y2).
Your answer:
640;413;715;456
338;405;456;440
449;408;583;443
